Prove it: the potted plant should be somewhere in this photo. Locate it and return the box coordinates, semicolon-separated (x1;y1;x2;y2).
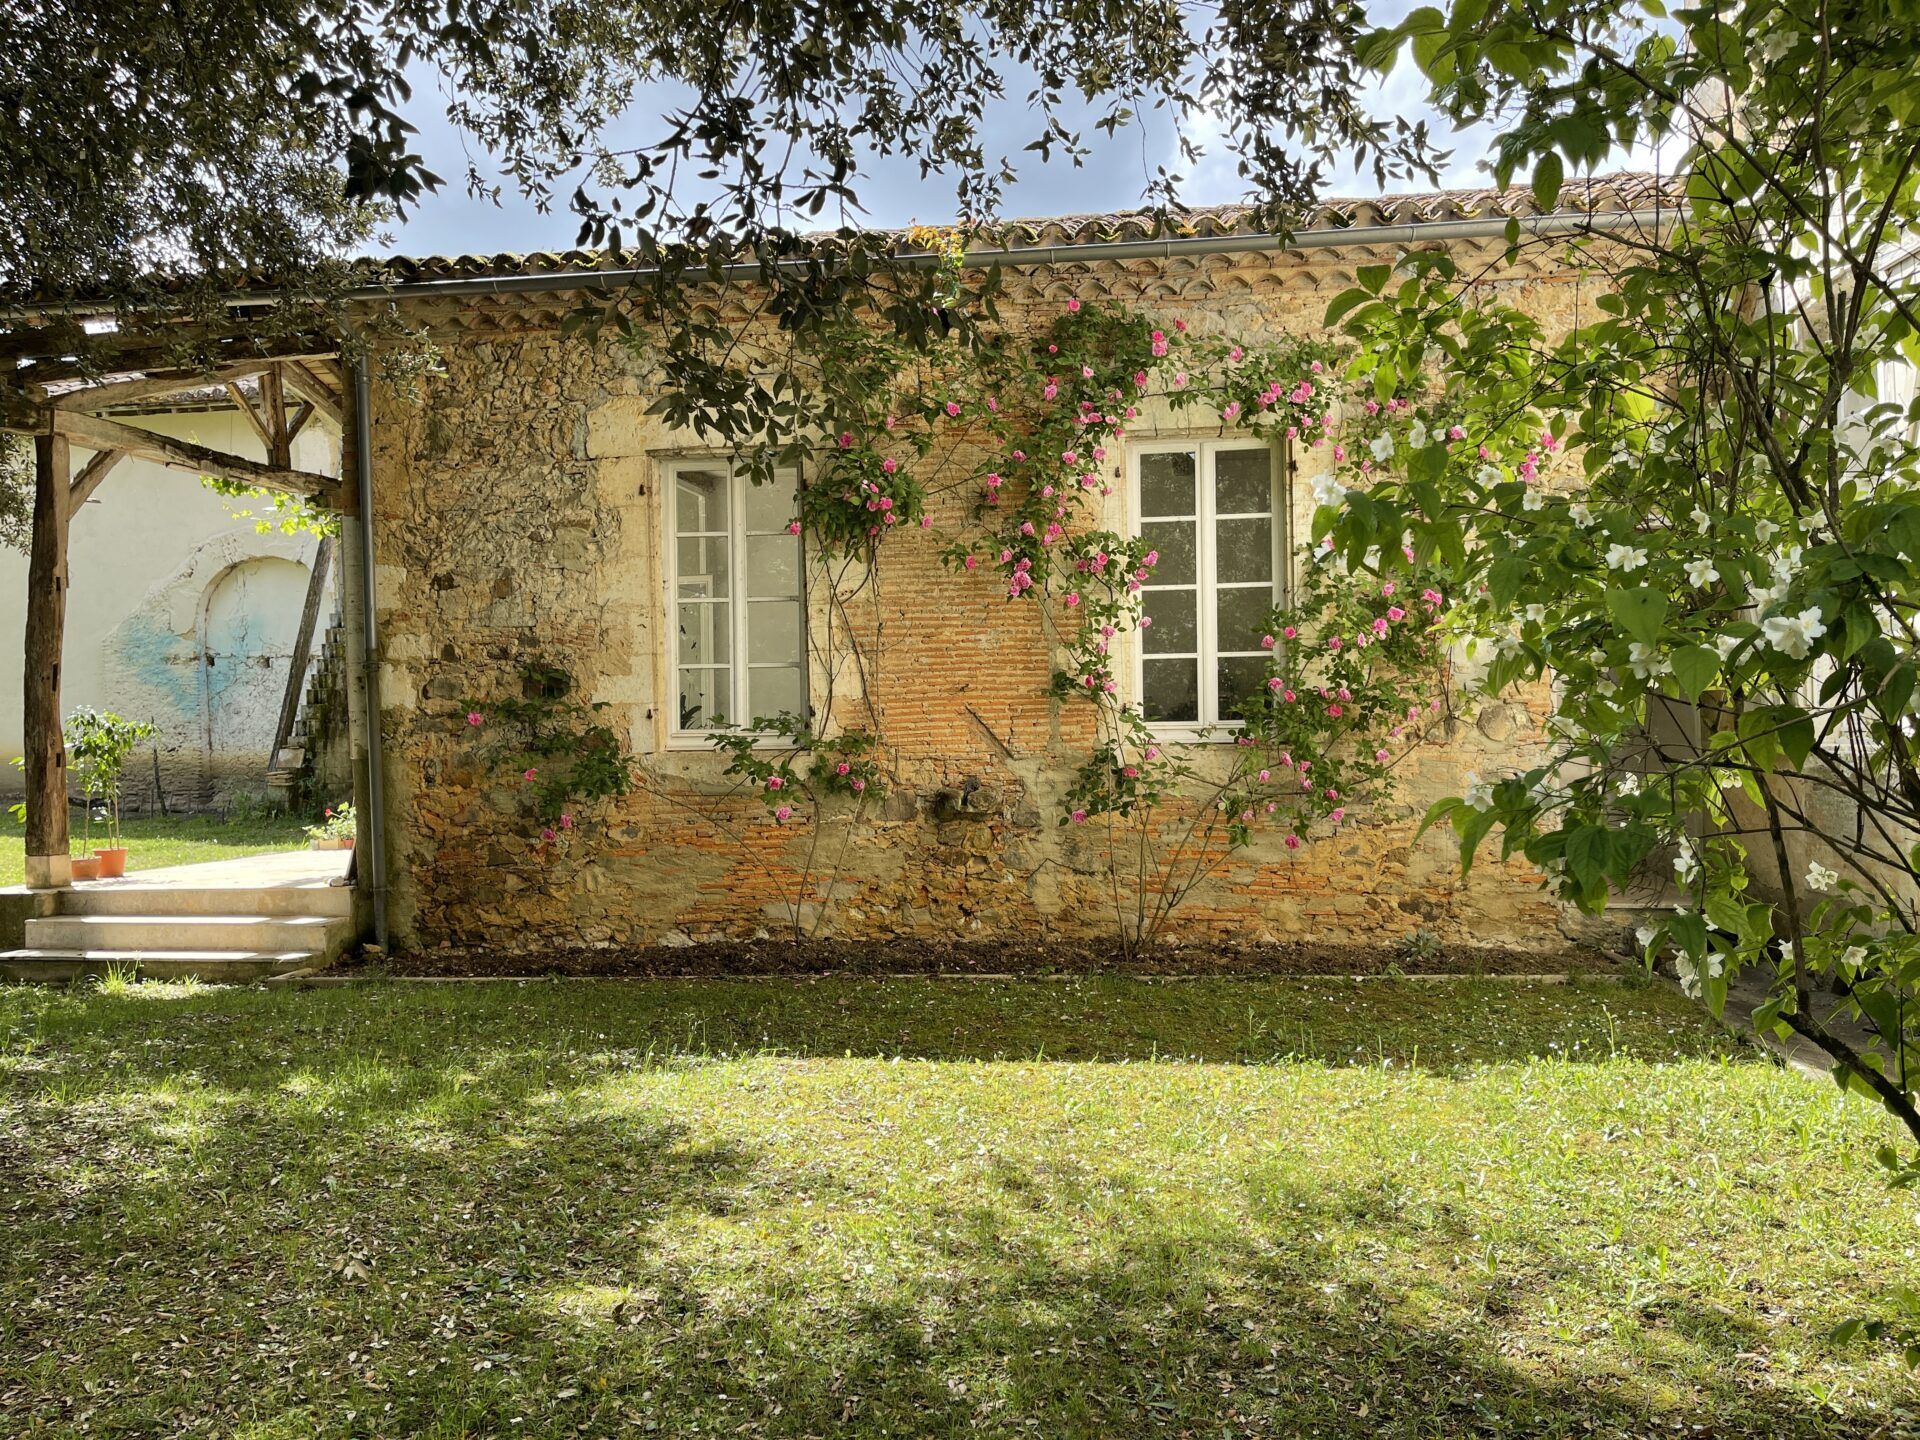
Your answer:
306;802;356;851
68;709;156;879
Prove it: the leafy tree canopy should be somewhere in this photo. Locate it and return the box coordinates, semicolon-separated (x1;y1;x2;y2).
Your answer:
1323;0;1920;1330
1;0;1441;369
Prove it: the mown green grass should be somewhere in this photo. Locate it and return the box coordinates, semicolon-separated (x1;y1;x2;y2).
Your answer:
0;811;310;886
1;976;1914;1437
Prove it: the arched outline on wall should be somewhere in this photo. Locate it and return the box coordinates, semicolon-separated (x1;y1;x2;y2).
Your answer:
100;525;328;805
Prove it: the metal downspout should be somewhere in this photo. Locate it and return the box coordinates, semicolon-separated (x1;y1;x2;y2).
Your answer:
350;353;389;950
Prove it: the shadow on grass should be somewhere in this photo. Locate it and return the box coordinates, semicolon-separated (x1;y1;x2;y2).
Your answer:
4;971;1747;1072
0;979;1896;1438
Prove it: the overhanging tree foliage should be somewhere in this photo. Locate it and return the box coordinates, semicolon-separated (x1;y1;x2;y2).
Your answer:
1329;0;1920;1355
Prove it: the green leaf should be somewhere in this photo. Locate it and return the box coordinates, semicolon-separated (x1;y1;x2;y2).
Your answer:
1669;645;1720;700
1357;263;1393;295
1606;587;1668;644
1532;152;1565;212
1322;286;1375;327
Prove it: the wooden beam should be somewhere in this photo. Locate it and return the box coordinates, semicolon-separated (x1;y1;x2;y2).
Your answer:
270;535;334;769
68;449;127;508
277;361;345;430
51;411;347;507
224;381;276;449
262;365;292;468
23;433;71;887
286;400;315;442
49;362;274;414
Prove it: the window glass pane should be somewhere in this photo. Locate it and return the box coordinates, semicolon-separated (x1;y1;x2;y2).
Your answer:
1141;588;1196;655
676;601;730;664
1139;450;1197;517
745;472;798;533
1215;516;1273;585
1215;586;1275;654
746;533;802;598
1215;448;1272;515
676;469;729;533
1217;656;1268;721
749;665;805;723
677;667;730;730
748;598;802;663
1142;657;1199;724
677;535;731;597
1140;519;1197;586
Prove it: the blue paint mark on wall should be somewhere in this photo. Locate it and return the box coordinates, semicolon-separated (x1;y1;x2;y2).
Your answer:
108;610;202;719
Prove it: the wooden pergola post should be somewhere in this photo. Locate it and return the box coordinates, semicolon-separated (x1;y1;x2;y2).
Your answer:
23;430;71;887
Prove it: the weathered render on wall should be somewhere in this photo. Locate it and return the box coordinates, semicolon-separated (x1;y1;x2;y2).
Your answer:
362;216;1614;953
0;410;340;808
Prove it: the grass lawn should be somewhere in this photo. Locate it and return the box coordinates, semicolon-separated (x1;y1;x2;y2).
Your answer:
0;811;311;887
1;975;1915;1437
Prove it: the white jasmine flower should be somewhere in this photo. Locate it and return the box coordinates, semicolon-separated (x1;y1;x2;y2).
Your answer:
1684;558;1719;588
1691;506;1711;534
1462;772;1495;811
1754;518;1779;544
1750;579;1788;613
1762;606;1827;660
1714;632;1742;661
1523;488;1546;512
1524;604;1547;625
1476;464;1503;486
1369;431;1395;463
1675;954;1702;996
1841;944;1867;968
1673;840;1699;883
1617;772;1642;796
1408;418;1429;449
1628;642;1668;679
1605;543;1648;572
1310;473;1346;509
1636;924;1657;951
1570;502;1596;528
1804;860;1839;892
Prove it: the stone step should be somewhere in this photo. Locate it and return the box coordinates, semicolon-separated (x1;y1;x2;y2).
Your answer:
0;949;321;983
62;884;353;919
28;913;354;957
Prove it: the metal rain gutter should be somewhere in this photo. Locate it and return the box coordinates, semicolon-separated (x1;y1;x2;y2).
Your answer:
350;352;390;951
3;208;1670;322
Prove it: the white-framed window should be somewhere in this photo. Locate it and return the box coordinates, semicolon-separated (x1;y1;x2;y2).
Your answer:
1130;438;1285;735
664;460;806;741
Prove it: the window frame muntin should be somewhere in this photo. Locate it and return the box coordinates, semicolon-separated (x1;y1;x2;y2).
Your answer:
1128;436;1286;742
662;457;808;748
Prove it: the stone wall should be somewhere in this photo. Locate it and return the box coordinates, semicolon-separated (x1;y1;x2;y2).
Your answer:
365;243;1601;954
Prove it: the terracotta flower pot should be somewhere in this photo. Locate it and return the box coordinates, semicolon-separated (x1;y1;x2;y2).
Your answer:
94;847;128;878
69;854;101;880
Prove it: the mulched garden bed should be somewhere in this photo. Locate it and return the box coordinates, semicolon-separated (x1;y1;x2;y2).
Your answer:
360;936;1621;979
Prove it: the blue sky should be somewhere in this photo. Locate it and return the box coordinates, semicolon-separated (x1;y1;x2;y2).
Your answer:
384;9;1503;258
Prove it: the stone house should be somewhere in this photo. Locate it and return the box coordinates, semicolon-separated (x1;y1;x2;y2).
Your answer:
347;175;1672;953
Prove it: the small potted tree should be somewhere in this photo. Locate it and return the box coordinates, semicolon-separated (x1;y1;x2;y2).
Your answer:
69;710;155;879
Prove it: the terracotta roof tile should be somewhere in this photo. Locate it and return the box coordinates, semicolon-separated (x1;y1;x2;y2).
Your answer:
363;172;1680;287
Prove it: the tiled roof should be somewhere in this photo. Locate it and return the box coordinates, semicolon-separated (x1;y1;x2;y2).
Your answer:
369;172;1678;287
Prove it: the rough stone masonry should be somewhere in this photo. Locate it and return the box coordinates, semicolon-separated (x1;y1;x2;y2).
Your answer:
360;195;1625;954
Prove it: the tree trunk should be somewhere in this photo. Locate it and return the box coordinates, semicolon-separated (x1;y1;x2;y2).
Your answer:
23;431;71;887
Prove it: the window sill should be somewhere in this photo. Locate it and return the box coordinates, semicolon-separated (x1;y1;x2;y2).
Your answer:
665;730;792;752
1143;723;1246;747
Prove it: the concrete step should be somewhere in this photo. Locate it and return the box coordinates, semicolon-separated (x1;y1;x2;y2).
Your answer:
0;949;321;983
28;913;353;957
61;884;353;919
